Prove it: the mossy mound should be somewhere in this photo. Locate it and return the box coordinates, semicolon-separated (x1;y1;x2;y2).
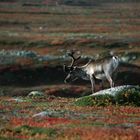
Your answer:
75;86;140;106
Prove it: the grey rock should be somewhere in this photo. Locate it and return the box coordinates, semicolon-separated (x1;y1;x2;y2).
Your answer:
28;91;44;97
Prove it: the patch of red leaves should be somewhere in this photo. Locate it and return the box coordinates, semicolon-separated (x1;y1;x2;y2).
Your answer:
11;117;74;128
60;127;140;140
0;105;5;110
15;135;31;139
102;106;140;125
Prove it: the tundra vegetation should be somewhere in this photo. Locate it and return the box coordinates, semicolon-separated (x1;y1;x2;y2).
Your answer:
0;0;140;139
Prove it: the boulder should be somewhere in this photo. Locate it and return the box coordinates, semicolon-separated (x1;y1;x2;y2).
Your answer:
75;85;140;106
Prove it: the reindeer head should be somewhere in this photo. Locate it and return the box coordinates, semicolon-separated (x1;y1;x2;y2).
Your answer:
63;51;81;83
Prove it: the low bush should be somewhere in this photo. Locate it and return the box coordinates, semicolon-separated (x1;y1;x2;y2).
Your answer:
115;87;140;106
75;86;140;106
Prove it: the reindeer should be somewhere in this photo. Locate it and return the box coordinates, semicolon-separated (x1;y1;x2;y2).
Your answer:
63;51;120;94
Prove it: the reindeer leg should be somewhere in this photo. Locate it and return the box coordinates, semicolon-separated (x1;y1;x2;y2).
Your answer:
90;76;95;94
113;69;119;87
106;74;114;88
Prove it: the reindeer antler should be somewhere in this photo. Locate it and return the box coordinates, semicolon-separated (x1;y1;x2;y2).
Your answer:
67;50;81;67
63;50;81;72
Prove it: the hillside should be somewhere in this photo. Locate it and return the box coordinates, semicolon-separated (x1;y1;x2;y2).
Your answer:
0;0;139;5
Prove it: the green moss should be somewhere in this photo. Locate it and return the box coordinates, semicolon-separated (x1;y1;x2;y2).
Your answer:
0;40;51;48
75;94;114;107
0;40;25;46
87;43;100;48
75;96;94;106
0;137;20;140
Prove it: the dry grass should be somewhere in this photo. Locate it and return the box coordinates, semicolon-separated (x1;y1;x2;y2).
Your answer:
0;3;140;65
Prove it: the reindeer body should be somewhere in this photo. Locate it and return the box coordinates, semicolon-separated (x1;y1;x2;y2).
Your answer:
84;56;119;80
64;51;120;94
